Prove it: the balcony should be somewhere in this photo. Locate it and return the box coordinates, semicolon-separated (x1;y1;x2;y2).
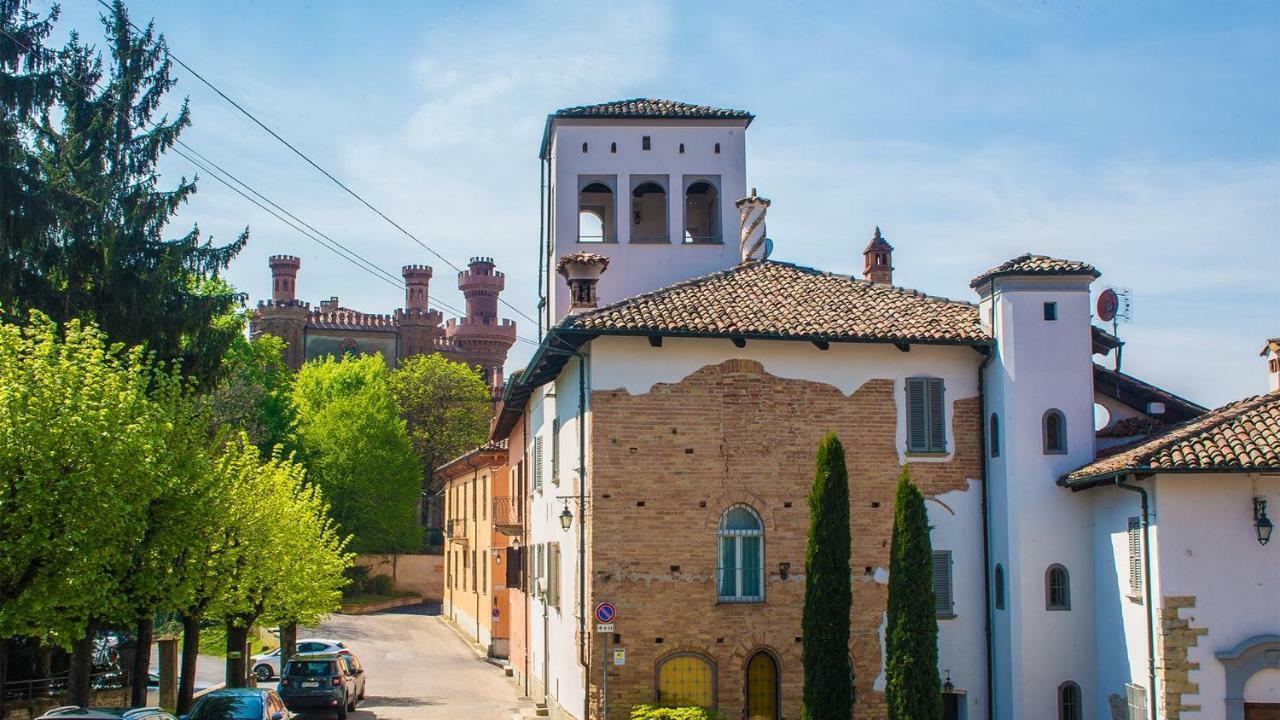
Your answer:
446;518;469;545
493;496;523;536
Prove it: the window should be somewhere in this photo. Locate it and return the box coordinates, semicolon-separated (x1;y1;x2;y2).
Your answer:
533;544;544;598
631;180;669;242
717;505;764;602
642;135;651;150
989;413;1000;458
547;543;561;609
906;377;947;453
1058;682;1082;720
1046;564;1070;610
1124;683;1147;720
1127;517;1142;595
678;143;685;154
482;475;487;520
656;653;716;709
482;552;487;594
471;549;477;592
994;563;1005;610
933;551;954;617
1044;409;1067;454
683;179;721;244
745;651;779;720
581;142;588;153
533;436;544;492
578;179;615;242
1043;301;1057;321
551;418;560;485
714;142;720;154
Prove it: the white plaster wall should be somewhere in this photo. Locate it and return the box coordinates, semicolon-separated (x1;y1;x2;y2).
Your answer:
547;121;747;323
1265;346;1279;392
1245;668;1280;702
1153;472;1280;715
978;275;1099;719
526;360;590;719
930;479;990;718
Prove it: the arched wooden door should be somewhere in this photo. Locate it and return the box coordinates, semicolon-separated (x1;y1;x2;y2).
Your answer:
745;651;779;720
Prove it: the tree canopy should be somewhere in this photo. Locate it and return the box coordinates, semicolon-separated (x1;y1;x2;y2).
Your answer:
885;468;942;719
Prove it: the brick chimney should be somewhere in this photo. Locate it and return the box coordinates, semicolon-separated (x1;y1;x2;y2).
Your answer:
269;255;300;301
735;188;771;263
862;227;894;284
556;252;610;312
402;264;432;311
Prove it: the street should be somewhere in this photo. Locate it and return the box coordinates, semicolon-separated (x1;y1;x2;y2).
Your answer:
302;605;531;720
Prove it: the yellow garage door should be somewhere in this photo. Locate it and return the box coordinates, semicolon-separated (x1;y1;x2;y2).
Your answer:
657;654;715;709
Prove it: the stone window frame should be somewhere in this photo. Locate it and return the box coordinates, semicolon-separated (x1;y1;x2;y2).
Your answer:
1045;564;1071;611
1058;681;1082;720
655;651;719;710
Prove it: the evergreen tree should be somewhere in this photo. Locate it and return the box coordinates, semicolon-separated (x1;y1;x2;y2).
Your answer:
17;0;246;385
885;468;943;719
802;432;853;720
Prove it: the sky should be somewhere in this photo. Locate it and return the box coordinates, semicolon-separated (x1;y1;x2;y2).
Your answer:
46;0;1280;408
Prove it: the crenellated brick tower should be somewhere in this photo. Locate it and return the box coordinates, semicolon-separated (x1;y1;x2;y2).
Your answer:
254;255;310;368
395;264;447;359
446;257;518;398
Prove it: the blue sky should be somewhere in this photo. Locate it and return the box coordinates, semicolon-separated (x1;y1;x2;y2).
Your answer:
48;0;1280;407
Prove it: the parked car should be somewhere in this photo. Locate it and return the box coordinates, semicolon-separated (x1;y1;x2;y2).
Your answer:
37;708;176;720
181;688;289;720
277;654;357;719
337;654;365;702
251;639;348;681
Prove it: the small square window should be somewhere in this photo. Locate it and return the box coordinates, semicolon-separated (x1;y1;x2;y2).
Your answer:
1044;302;1057;321
642;136;651;151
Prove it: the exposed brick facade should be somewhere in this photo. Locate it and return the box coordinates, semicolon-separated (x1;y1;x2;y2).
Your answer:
583;358;980;719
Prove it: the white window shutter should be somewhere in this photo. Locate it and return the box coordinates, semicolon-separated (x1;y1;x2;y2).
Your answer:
548;543;560;609
932;550;954;616
927;378;946;452
533;436;543;491
551;418;560;485
1128;517;1142;593
907;379;927;451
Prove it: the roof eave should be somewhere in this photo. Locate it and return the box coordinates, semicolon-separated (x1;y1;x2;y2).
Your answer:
969;268;1102;290
1061;465;1280;490
539;113;754;159
557;325;994;348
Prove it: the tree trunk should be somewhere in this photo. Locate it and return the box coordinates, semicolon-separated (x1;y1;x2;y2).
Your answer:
0;637;9;720
67;627;95;707
224;622;249;688
279;623;297;671
178;616;200;714
131;616;154;707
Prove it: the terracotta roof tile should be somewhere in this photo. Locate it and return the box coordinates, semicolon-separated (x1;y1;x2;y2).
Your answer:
552;98;753;121
1096;415;1165;439
1065;390;1280;483
562;260;990;345
970;253;1100;288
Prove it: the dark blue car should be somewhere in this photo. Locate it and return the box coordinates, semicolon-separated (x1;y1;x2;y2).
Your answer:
181;688;289;720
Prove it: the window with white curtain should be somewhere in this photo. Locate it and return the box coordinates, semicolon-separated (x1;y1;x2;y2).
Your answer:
717;505;764;602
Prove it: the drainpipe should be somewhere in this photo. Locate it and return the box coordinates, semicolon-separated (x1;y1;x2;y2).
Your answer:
537;158;546;341
977;349;995;720
470;459;482;648
577;352;589;720
523;409;531;697
1115;475;1157;720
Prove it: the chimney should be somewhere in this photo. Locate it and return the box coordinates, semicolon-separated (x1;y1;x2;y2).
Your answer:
269;254;301;301
1264;338;1280;392
735;188;771;263
862;227;894;284
556;252;610;312
320;296;339;313
402;264;433;311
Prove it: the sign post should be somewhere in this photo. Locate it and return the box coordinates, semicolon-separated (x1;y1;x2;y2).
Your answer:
594;603;616;720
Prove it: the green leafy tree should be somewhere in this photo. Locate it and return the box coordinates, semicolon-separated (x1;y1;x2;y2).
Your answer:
208;325;297;456
802;433;853;720
885;468;942;719
388;353;491;538
12;0;247;386
294;354;422;553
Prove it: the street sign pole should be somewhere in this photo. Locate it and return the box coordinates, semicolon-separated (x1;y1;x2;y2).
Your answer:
602;629;609;720
593;602;617;720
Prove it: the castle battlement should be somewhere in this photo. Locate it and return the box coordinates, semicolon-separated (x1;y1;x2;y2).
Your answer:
257;298;310;310
308;309;398;331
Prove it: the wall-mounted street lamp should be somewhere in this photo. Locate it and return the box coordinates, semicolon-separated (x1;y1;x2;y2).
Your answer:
778;562;791;581
557;495;588;532
1254;496;1273;546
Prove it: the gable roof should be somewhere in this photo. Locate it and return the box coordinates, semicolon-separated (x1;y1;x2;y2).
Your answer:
563;260;990;346
540;98;754;157
1263;338;1280;356
434;439;509;481
1063;390;1280;486
969;253;1100;289
1093;364;1208;425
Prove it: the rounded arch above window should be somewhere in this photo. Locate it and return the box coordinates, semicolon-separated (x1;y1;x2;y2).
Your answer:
581;182;613;194
656;651;717;710
1043;409;1067;454
1057;681;1082;720
719;504;762;533
1046;564;1071;611
632;181;667;197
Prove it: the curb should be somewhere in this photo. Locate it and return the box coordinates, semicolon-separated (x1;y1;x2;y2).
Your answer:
339;595;423;615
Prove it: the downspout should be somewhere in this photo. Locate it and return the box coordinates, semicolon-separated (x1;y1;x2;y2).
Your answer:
578;352;589;720
537;157;546;341
471;460;481;648
977;349;995;720
1115;475;1157;720
523;409;531;697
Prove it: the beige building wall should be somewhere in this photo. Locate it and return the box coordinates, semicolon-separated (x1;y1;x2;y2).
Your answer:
353;554;444;602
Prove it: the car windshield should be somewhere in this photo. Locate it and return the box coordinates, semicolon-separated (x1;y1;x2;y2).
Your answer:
285;660;333;677
188;695;263;720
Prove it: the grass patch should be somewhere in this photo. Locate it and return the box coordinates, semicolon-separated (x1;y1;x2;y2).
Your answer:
196;623;279;657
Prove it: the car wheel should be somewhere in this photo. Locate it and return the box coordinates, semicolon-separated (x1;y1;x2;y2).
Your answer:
253;665;273;682
336;700;348;720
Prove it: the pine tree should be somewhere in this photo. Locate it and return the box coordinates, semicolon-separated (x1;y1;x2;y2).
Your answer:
802;432;853;720
885;467;943;719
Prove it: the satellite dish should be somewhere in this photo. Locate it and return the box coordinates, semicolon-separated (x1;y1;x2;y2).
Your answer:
1097;288;1119;322
763;237;774;259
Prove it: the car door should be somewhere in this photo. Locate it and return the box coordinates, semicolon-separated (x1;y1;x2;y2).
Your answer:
345;656;364;698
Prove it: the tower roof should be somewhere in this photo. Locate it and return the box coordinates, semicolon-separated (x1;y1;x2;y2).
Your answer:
541;98;754;158
969;253;1100;289
863;226;894;254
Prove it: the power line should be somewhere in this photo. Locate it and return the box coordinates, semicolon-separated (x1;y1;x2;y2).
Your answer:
95;0;540;330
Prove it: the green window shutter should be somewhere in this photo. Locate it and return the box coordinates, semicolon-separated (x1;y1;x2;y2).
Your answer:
932;550;954;616
551;418;560;485
548;543;560;609
907;378;928;451
927;377;946;452
533;436;543;491
1127;517;1142;594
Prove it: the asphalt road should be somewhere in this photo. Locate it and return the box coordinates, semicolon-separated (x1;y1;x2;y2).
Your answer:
296;605;530;720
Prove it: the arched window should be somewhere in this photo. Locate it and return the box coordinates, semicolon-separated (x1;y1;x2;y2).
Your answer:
578;181;615;243
656;652;716;709
1058;681;1082;720
340;338;359;357
718;505;764;602
1043;409;1067;454
631;181;669;242
989;413;1000;458
744;651;779;720
994;564;1005;610
1046;564;1070;610
683;180;721;244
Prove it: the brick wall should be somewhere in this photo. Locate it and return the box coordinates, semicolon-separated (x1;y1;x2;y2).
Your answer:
585;358;980;719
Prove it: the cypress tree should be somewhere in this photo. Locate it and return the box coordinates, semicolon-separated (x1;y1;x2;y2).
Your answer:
885;467;943;719
802;432;853;720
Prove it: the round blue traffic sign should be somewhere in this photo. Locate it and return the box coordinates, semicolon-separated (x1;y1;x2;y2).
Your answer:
594;602;616;624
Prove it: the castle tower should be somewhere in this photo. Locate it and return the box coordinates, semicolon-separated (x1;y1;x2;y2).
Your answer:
252;255;309;369
862;227;894;284
445;257;516;396
396;264;444;361
540;99;754;330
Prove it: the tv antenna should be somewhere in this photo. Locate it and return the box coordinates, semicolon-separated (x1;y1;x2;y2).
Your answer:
1097;287;1133;372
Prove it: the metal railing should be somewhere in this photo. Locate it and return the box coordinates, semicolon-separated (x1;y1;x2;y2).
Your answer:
446;518;468;540
492;496;522;527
